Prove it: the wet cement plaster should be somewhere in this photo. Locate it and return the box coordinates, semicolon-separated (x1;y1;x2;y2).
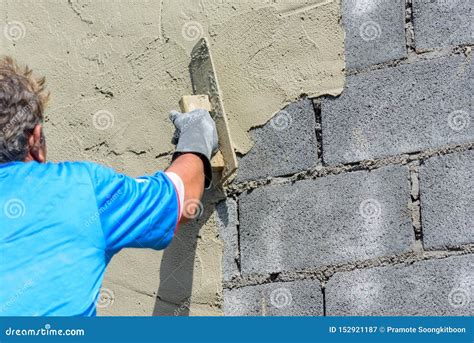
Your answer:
0;0;345;315
161;0;345;152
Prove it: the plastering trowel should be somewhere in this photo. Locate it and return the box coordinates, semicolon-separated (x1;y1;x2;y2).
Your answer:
179;38;238;183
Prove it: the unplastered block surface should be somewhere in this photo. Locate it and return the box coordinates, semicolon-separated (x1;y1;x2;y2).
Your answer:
321;55;473;165
326;255;474;316
236;99;318;182
413;0;473;50
419;150;474;250
239;165;414;275
342;0;406;70
224;280;324;316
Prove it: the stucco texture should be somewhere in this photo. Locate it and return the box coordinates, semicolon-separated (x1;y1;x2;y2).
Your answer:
0;0;345;315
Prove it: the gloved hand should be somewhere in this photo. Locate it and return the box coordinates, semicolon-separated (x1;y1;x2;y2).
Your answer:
169;109;218;189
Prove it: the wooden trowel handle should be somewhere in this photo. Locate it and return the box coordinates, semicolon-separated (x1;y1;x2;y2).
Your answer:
179;95;212;113
179;95;225;172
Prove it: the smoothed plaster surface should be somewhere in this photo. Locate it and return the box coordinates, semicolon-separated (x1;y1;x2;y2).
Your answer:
161;0;345;152
1;0;345;161
1;0;345;315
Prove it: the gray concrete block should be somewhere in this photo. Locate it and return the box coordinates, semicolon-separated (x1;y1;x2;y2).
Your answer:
419;150;474;249
321;56;473;165
413;0;473;50
342;0;407;70
236;99;318;182
239;165;414;275
224;280;323;316
326;255;474;316
216;199;240;281
224;285;261;316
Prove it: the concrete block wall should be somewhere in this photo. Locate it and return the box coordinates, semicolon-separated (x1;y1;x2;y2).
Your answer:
219;0;473;316
2;0;471;316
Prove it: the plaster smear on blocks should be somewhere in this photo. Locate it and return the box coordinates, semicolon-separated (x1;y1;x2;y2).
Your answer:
161;0;345;152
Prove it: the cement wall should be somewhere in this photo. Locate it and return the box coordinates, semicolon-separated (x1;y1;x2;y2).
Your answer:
0;0;345;315
221;0;473;316
1;0;472;316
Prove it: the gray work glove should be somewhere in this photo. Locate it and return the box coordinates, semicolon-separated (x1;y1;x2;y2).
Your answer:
169;109;218;189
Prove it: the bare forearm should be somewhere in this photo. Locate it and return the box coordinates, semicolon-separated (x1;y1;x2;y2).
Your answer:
166;153;205;222
167;108;217;222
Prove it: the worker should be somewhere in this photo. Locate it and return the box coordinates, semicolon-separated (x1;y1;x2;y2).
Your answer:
0;56;218;316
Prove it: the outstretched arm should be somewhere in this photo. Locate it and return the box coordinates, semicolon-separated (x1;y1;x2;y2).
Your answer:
166;153;205;223
166;109;218;223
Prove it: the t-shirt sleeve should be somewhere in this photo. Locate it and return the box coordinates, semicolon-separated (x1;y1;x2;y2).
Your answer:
84;163;181;254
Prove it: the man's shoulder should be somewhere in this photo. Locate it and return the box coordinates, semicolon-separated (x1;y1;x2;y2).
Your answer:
40;160;102;173
18;161;112;183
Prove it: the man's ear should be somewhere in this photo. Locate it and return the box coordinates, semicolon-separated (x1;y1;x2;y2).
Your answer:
28;124;46;163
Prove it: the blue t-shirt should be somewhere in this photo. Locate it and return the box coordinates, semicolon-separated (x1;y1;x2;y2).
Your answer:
0;161;179;316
